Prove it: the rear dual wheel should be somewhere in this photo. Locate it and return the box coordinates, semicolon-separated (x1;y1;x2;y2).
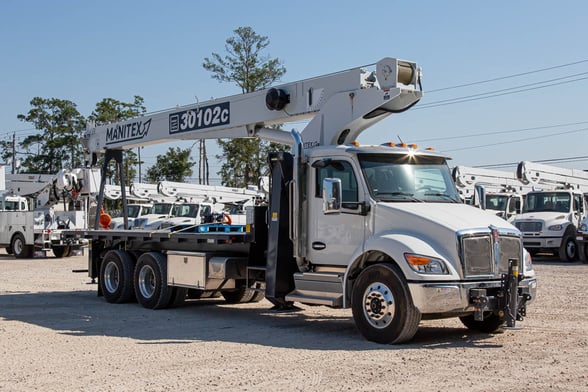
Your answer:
100;250;135;303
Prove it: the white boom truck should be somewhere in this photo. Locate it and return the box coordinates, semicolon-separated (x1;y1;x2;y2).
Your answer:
66;57;536;344
452;166;531;222
1;168;98;257
512;161;588;261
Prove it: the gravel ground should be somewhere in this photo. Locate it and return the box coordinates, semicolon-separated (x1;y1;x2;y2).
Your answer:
1;250;587;391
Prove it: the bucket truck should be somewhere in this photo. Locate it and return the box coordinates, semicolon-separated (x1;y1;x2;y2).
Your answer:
1;168;99;258
512;161;588;261
64;56;536;344
452;166;532;221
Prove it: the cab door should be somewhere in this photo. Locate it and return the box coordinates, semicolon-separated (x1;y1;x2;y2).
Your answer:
306;159;368;266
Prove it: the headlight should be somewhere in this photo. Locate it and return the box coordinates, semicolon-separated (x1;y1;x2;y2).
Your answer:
404;253;448;274
523;248;533;272
547;224;563;231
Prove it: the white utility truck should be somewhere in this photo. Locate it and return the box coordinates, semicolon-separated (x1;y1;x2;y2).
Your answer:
452;166;531;222
512;161;588;261
1;168;98;257
65;57;536;344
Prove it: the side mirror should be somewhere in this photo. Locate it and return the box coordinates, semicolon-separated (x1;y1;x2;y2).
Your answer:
323;178;341;214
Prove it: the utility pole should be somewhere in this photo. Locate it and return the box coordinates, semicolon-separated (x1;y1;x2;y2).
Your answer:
11;132;16;174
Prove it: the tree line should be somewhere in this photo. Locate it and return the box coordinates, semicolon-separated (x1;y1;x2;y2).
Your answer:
2;27;287;188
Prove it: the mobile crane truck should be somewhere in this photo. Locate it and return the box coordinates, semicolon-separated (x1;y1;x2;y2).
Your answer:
67;57;537;344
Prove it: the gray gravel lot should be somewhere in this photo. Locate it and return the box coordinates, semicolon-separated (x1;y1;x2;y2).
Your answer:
1;250;587;391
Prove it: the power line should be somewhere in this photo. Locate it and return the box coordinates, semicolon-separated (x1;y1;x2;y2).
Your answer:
476;156;588;169
416;74;588;109
444;126;588;152
413;120;588;143
428;59;588;93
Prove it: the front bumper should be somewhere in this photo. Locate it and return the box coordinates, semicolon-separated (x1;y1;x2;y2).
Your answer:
521;235;563;250
408;277;538;314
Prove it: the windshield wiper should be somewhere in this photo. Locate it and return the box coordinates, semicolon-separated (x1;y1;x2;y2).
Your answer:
424;192;459;203
377;192;424;202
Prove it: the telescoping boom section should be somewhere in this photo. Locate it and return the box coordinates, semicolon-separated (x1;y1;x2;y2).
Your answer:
67;56;537;345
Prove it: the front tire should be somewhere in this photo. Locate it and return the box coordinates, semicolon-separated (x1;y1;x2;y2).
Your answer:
134;252;172;309
351;263;421;344
99;250;135;303
11;233;33;259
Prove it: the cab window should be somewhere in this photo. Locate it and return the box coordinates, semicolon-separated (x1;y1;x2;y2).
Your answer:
315;160;358;205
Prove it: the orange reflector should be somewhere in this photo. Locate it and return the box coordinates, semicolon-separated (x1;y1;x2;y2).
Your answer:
386;142;395;147
409;144;418;149
426;147;435;151
351;141;360;146
405;254;431;266
399;143;407;147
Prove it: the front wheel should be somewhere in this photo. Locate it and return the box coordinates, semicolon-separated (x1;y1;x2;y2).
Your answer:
351;263;421;344
11;233;33;259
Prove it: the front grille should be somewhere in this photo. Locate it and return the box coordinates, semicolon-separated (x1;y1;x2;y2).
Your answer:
514;221;542;232
459;230;522;279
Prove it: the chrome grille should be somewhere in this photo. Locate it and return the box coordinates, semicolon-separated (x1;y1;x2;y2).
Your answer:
514;221;542;232
459;229;522;279
462;235;492;276
498;236;522;274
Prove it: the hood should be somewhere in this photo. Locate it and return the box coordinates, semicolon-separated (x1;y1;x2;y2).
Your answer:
373;202;517;261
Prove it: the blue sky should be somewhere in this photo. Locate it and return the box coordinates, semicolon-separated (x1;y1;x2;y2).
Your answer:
1;0;586;183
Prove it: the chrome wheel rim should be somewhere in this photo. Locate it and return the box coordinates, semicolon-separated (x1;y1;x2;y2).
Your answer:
362;282;395;329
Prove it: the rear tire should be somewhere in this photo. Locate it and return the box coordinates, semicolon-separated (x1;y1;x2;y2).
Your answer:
99;250;135;303
134;252;172;309
558;234;577;262
52;246;71;258
579;243;588;264
221;285;255;304
351;263;421;344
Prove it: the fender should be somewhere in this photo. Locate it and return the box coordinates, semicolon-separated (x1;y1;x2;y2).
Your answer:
342;232;460;307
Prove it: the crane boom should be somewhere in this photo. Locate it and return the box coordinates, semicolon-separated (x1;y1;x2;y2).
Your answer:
83;57;422;162
517;161;588;191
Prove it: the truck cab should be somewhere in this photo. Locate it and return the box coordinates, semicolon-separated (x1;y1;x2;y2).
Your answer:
512;190;585;260
0;193;29;211
288;143;536;340
159;202;214;229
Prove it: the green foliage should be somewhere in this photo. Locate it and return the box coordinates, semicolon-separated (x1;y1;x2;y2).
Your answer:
16;97;85;173
203;26;286;94
203;26;287;187
145;147;194;182
88;96;146;125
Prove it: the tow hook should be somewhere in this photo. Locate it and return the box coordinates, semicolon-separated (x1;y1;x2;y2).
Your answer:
470;288;489;321
500;259;522;330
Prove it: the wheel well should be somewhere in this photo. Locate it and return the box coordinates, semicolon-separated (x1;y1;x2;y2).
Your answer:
345;250;405;304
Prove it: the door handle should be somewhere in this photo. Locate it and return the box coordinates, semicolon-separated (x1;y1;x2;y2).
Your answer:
312;242;326;250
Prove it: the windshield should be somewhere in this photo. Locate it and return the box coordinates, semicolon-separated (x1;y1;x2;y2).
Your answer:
125;205;141;218
359;154;461;203
523;192;571;213
172;204;200;218
485;195;508;211
152;203;172;215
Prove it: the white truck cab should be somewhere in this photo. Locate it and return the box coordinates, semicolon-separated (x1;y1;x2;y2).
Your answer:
513;190;586;261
